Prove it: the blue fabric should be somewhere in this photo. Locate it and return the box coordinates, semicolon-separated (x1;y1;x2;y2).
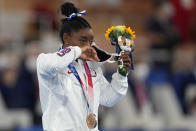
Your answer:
0;64;36;110
15;125;43;131
172;71;196;114
146;66;170;87
68;64;82;85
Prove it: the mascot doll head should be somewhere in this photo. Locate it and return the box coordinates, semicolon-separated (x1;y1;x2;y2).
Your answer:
105;25;136;70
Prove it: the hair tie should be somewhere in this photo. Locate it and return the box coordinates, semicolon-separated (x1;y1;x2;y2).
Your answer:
60;10;87;21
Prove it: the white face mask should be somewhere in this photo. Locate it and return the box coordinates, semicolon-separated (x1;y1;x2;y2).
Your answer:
25;56;37;73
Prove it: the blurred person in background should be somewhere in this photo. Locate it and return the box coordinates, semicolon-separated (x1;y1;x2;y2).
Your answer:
24;42;42;124
146;0;196;116
146;0;180;56
32;0;57;32
145;0;180;93
25;0;58;42
0;43;40;124
172;44;196;114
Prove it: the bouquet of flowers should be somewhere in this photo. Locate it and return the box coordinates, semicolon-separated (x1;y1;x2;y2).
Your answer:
105;25;136;76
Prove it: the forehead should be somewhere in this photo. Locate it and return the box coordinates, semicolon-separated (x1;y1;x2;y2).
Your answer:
71;28;94;39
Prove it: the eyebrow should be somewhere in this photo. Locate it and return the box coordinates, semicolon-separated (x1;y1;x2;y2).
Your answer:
79;36;88;39
79;36;94;40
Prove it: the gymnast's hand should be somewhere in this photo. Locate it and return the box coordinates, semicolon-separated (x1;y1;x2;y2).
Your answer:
119;51;131;71
79;45;100;62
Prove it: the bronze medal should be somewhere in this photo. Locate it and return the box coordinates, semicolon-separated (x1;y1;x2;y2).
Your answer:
86;113;97;129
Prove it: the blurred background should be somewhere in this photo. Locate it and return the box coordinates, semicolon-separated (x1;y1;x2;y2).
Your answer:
0;0;196;131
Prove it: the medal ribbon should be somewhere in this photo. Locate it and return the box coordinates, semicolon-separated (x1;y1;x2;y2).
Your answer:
68;61;93;112
83;61;94;107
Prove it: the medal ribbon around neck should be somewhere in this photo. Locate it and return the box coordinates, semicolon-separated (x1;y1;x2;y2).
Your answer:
68;60;94;113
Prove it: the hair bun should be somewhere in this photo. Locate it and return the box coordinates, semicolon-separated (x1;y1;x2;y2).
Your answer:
60;2;79;17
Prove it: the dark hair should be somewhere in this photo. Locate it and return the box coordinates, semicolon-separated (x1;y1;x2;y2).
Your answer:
59;2;91;44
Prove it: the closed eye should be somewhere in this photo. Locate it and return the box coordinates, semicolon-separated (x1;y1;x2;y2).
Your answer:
79;39;87;44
